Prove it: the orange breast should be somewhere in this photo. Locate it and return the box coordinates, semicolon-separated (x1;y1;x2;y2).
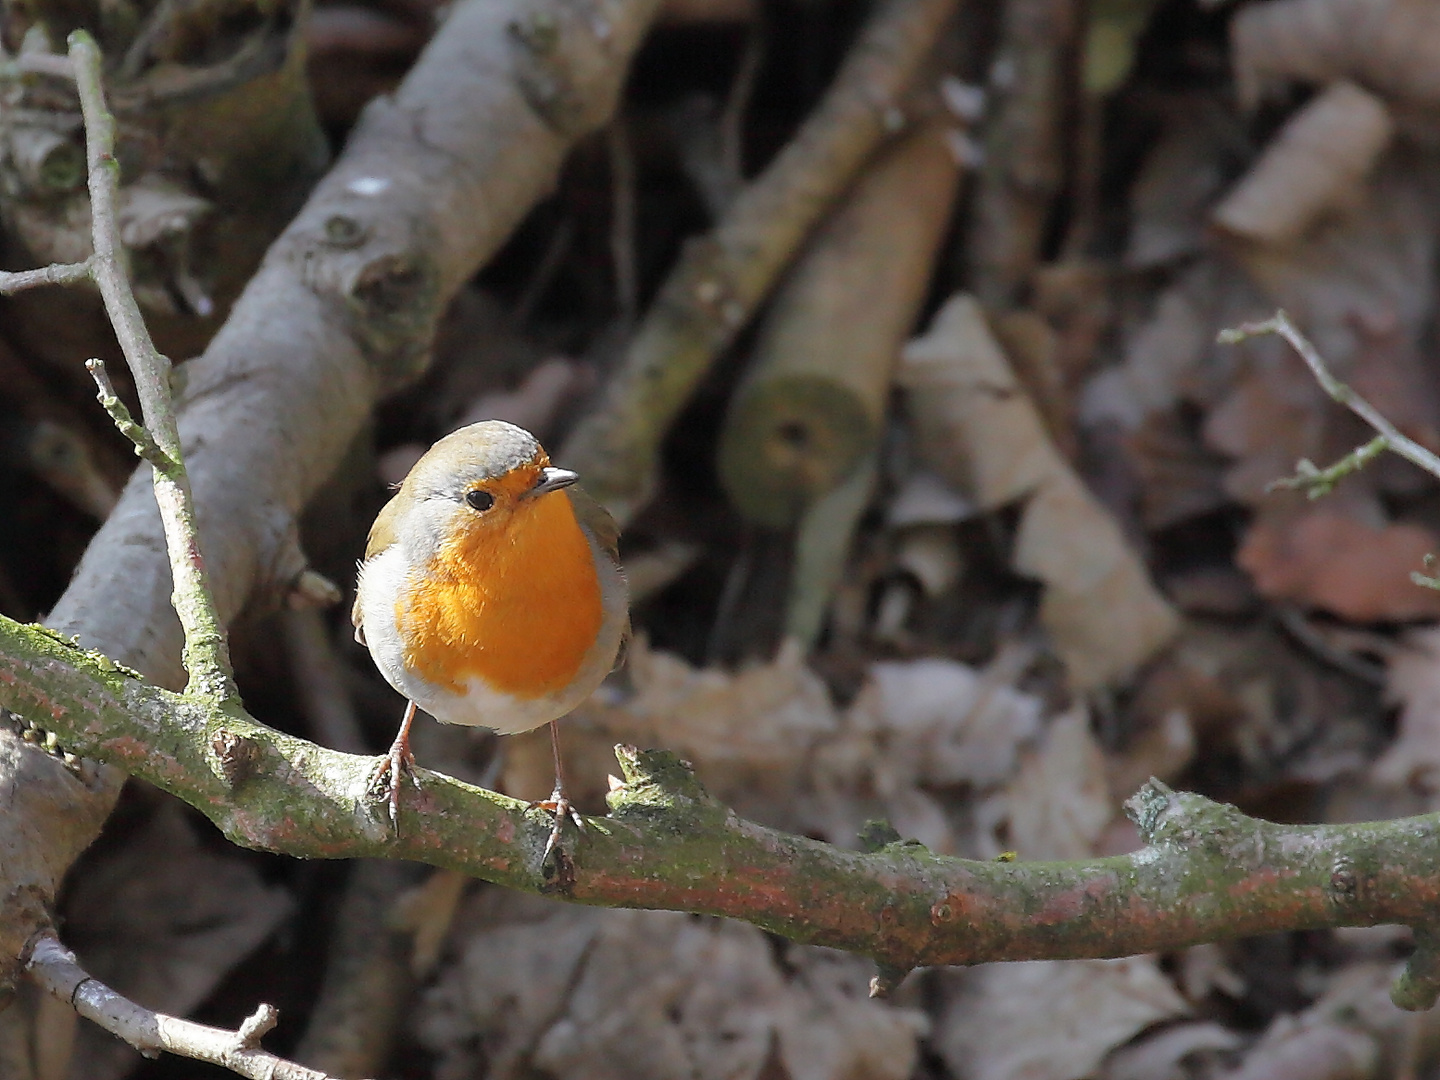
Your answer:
398;491;604;700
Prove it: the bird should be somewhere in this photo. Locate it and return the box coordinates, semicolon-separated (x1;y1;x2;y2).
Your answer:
352;420;628;851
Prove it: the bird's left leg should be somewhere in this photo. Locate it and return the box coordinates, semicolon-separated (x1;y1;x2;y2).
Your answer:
532;718;585;858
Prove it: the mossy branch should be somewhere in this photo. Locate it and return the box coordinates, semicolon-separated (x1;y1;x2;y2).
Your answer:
5;614;1440;1008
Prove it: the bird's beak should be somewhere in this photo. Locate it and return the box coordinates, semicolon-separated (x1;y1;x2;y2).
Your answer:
527;466;579;498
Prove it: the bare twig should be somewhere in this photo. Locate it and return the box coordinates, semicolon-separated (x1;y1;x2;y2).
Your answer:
0;260;93;294
719;15;764;187
1221;311;1440;596
1219;311;1440;486
1273;605;1386;686
84;359;171;469
1266;435;1389;499
514;216;576;324
0;0;660;1004
964;0;1080;307
1;53;76;78
69;31;239;706
24;934;337;1080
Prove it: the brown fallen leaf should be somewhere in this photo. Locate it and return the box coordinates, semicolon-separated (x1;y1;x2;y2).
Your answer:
1101;1020;1243;1080
1237;505;1440;622
1125;94;1248;270
1124;408;1231;531
1212;82;1393;247
1203;366;1323;507
1216;963;1410;1080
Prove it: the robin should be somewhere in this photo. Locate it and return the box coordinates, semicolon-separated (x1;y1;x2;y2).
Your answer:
352;420;629;850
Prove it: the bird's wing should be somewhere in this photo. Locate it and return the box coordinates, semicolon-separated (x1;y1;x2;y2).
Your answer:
351;491;405;639
567;484;621;565
568;483;630;669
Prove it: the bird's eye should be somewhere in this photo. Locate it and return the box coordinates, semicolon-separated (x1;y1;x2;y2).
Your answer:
465;489;495;512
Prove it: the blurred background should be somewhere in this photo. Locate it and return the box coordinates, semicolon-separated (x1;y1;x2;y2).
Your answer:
6;0;1440;1077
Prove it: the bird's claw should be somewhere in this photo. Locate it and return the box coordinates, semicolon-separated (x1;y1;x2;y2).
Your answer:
372;741;421;829
533;787;585;861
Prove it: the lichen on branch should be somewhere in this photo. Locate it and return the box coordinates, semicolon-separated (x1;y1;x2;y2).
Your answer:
4;612;1440;1008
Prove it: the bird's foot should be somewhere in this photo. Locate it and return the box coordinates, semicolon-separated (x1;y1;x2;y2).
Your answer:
531;784;585;861
371;730;422;830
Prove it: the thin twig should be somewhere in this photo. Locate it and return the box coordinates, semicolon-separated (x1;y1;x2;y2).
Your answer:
1219;312;1440;485
1223;310;1440;597
0;260;93;294
68;31;238;705
25;934;337;1080
514;216;576;324
719;14;765;189
1273;605;1386;686
1266;436;1389;499
1;53;76;79
84;359;171;469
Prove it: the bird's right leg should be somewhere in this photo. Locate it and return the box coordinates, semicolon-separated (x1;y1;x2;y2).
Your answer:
372;699;421;826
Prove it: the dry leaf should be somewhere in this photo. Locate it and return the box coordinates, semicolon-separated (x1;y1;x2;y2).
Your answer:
1124;409;1230;530
885;469;976;527
775;946;930;1080
1082;285;1210;432
851;657;1045;790
1126;96;1249;270
935;958;1190;1080
1224;151;1440;367
1371;626;1440;791
1101;1021;1243;1080
1203;367;1322;507
901;294;1179;689
416;898;608;1080
1219;963;1406;1080
502;636;840;823
1237;506;1440;621
1213;82;1393;247
510;640;1048;852
419;897;927;1080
